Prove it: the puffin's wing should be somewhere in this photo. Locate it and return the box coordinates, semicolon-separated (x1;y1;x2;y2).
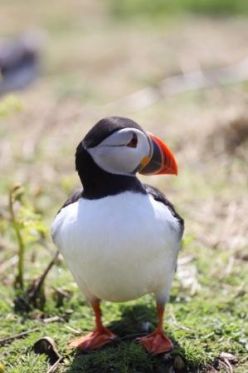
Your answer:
143;183;184;239
57;189;82;214
52;189;82;245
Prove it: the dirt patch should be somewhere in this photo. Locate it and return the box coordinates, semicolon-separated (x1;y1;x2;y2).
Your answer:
206;114;248;159
189;196;248;251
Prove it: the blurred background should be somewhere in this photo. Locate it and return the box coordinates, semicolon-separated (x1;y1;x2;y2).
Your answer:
0;1;248;371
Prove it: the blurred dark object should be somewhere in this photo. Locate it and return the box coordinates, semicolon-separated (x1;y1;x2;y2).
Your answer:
0;32;43;96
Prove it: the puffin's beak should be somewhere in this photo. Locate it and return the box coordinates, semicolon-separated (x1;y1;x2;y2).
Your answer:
139;132;178;175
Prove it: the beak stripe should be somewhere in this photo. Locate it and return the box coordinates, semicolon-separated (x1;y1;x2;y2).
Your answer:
140;141;162;175
139;132;178;176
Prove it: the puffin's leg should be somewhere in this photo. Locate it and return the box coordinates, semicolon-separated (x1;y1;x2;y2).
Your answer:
69;299;117;350
137;302;173;355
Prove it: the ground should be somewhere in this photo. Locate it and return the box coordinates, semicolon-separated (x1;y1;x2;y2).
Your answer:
0;1;248;372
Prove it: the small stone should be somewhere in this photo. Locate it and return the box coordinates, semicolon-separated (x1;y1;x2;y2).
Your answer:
173;355;185;371
219;352;238;363
33;336;61;365
140;321;152;332
163;352;173;362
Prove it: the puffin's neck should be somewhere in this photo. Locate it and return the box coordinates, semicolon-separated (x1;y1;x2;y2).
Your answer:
76;147;146;199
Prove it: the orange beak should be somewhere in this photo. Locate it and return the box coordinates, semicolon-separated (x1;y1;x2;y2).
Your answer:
139;132;178;175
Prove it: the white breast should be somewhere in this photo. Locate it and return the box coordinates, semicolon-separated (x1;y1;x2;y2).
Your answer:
52;192;181;303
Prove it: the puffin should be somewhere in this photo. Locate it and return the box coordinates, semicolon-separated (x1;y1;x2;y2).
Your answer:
52;116;184;355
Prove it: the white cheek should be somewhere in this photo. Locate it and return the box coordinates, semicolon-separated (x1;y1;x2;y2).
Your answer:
88;131;151;176
89;147;140;175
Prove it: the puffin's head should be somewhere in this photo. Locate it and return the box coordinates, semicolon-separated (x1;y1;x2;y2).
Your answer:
76;116;178;177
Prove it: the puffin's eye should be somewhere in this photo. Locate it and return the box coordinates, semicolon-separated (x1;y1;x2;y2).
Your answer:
126;133;138;148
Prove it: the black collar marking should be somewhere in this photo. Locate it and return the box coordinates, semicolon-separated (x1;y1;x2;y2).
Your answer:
75;145;146;199
59;183;184;242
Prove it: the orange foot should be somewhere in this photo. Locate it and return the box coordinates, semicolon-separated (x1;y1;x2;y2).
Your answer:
137;330;173;355
69;327;117;351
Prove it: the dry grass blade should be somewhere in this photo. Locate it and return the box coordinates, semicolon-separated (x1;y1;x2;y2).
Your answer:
0;328;39;346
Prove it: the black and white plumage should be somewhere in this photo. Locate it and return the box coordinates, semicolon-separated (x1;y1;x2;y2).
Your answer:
52;116;184;354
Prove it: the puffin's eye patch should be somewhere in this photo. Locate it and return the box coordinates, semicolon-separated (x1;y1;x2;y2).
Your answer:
126;133;138;148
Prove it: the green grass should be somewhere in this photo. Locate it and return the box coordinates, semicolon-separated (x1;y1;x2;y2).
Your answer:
109;0;248;18
1;241;247;372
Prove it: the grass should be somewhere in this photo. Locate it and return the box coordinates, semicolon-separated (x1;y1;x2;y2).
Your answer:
1;246;247;372
109;0;248;18
0;1;248;372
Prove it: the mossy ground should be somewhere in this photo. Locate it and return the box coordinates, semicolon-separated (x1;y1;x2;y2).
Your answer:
0;1;248;372
1;245;248;372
